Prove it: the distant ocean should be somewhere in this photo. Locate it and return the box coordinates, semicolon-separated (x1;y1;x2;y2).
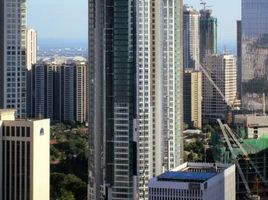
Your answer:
38;38;237;55
38;38;88;50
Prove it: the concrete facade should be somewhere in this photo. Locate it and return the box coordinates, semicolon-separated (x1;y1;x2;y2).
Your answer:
184;70;202;128
137;1;184;199
0;0;27;117
202;54;237;123
0;109;50;200
27;62;88;123
183;5;200;70
26;29;37;70
235;114;268;139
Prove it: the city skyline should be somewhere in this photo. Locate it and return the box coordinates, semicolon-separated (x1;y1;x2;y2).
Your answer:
27;0;240;52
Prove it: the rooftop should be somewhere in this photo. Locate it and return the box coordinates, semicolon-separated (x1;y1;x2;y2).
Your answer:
158;171;216;183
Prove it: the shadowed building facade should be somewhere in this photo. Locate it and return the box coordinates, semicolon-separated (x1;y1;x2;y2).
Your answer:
88;0;138;199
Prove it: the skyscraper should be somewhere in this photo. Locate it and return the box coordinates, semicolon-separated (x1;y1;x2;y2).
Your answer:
202;54;237;123
137;0;184;199
199;7;217;63
27;62;88;123
237;20;242;96
183;5;200;70
184;70;202;128
241;0;268;110
88;1;137;199
0;0;27;117
26;28;37;70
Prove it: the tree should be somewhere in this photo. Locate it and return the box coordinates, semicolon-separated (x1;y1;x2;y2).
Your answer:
50;173;87;200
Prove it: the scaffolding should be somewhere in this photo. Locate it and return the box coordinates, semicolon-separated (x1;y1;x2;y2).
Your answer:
213;121;268;200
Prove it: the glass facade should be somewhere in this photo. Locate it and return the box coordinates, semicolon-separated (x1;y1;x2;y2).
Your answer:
199;9;217;63
241;0;268;110
88;0;137;199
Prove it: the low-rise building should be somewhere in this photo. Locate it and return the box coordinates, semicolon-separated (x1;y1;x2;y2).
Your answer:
234;114;268;139
0;109;50;200
148;162;235;200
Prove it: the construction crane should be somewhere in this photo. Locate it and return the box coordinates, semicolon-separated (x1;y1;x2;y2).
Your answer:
200;0;213;10
217;119;266;200
199;64;234;108
200;0;207;10
199;63;241;124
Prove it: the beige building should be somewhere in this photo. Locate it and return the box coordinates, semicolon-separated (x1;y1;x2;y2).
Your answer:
184;70;202;128
202;54;237;123
26;29;37;70
0;109;50;200
76;62;88;123
235;114;268;139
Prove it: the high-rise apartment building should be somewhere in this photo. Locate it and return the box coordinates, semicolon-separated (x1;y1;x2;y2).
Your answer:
184;70;202;128
199;7;217;63
0;109;50;200
202;54;237;123
241;0;268;110
88;1;137;199
26;28;37;70
75;63;88;123
0;0;27;117
27;62;88;123
137;0;184;199
183;5;200;70
237;20;242;96
148;162;236;200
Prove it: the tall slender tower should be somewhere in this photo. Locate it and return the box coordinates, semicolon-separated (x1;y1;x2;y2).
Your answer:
26;28;37;70
0;0;27;117
199;7;217;63
137;0;184;199
183;5;200;70
241;0;268;110
88;0;137;199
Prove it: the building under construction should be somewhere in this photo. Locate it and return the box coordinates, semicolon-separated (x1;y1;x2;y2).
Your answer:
212;120;268;200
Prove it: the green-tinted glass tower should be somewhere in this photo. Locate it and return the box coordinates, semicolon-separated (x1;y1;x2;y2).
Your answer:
88;0;137;199
199;8;217;63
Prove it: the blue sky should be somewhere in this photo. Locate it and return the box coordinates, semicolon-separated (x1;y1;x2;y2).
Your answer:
27;0;88;40
27;0;241;49
184;0;241;47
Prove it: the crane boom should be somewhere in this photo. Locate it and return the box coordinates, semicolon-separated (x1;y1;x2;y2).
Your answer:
224;125;267;185
217;119;251;193
199;64;233;108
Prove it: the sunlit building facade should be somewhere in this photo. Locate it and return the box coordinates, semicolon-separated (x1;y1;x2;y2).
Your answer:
26;28;37;70
183;5;200;70
0;109;50;200
137;0;184;199
0;0;27;117
202;54;237;123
